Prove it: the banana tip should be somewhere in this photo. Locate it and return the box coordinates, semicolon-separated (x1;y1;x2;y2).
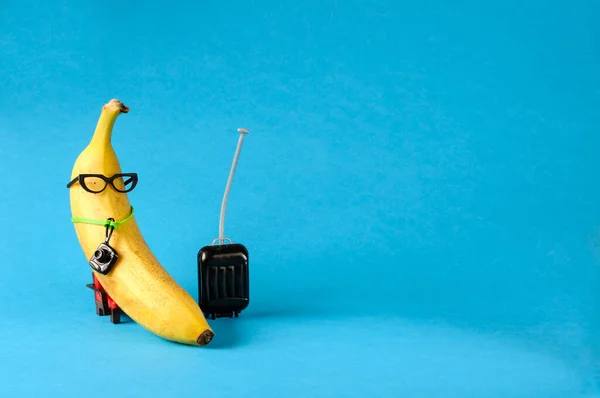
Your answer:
197;330;214;346
105;99;129;114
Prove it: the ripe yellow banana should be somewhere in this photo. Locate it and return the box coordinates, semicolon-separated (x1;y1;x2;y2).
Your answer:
68;99;214;346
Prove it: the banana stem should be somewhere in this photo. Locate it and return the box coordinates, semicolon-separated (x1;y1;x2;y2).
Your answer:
90;99;129;147
219;129;249;242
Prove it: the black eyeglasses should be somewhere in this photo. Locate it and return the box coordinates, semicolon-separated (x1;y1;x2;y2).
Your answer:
67;173;138;193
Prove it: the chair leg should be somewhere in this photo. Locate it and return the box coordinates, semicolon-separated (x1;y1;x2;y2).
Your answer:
110;308;121;324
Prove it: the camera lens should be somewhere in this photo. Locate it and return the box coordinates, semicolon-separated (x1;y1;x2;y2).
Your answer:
94;248;111;262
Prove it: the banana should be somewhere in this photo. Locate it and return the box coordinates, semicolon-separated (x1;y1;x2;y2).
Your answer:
68;99;214;346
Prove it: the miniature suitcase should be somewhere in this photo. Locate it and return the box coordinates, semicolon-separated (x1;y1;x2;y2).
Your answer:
197;239;250;319
197;127;251;320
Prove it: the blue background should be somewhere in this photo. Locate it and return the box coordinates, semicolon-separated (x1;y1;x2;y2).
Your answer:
1;0;599;397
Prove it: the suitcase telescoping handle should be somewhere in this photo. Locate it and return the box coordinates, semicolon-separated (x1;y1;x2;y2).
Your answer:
214;127;249;245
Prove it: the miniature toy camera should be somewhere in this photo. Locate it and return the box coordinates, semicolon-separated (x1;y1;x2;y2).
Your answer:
89;242;119;275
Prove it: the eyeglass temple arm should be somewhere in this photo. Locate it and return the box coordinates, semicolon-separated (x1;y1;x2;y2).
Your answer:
66;176;79;188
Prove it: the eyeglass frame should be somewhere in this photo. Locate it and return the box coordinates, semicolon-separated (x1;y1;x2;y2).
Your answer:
66;173;139;194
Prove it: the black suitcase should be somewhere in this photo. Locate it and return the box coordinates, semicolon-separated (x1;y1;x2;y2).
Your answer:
197;127;251;319
197;238;250;319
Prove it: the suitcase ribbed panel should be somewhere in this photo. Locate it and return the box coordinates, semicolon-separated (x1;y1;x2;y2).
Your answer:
228;265;235;297
208;263;247;300
238;263;246;298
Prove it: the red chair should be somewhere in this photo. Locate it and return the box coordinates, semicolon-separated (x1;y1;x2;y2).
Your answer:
86;273;123;324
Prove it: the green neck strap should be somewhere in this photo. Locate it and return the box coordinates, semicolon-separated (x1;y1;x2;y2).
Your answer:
72;206;135;229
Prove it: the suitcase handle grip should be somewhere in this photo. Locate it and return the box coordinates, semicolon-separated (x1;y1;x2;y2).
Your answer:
212;237;233;246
